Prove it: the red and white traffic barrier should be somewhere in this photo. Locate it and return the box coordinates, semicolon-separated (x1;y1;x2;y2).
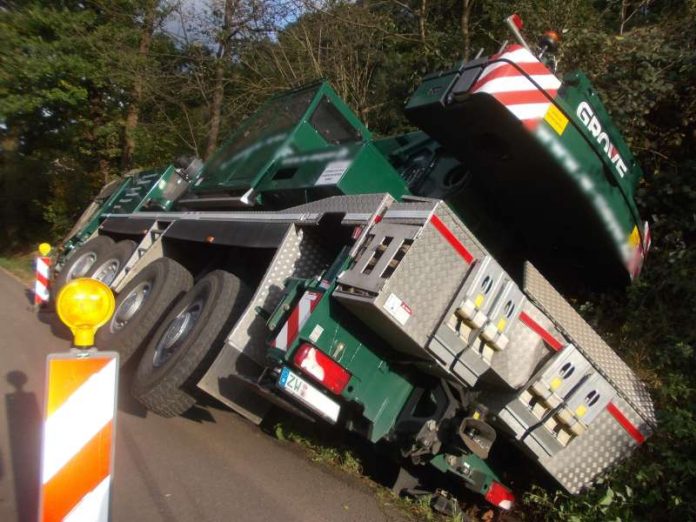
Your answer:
35;256;51;306
39;353;118;522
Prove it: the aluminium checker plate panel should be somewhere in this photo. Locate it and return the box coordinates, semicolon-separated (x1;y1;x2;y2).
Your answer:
485;301;559;389
197;195;392;422
280;193;395;225
334;200;486;358
376;200;487;350
196;224;332;423
538;395;648;494
430;293;559;390
480;262;656;493
333;197;655;493
522;262;656;427
428;264;558;389
229;225;334;364
488;357;651;493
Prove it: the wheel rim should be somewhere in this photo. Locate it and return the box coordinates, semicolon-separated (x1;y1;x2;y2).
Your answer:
92;258;121;285
110;281;152;333
152;299;203;368
66;252;97;281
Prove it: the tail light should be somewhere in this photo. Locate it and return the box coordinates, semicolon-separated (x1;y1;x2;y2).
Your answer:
484;481;515;510
293;343;351;395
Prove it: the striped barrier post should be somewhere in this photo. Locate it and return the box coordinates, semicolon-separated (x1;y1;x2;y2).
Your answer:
40;278;117;522
39;352;119;522
35;243;52;306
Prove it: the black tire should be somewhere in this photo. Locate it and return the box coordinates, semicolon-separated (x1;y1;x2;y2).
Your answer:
87;240;138;286
95;257;193;367
53;236;115;297
132;270;251;417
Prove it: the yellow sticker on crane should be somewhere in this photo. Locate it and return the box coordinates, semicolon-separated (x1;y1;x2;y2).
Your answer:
544;104;569;135
628;226;641;248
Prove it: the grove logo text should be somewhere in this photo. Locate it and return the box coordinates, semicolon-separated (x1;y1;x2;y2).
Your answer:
577;101;627;178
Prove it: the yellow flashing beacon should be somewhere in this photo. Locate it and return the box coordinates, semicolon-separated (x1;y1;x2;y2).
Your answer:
38;243;52;256
56;278;115;347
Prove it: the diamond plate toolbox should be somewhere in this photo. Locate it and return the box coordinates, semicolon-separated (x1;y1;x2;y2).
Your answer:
334;200;486;358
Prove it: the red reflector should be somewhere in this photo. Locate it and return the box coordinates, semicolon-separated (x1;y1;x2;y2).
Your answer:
484;481;514;510
293;343;351;395
510;13;523;29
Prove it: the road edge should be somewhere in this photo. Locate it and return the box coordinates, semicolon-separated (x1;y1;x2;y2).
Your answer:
0;265;30;288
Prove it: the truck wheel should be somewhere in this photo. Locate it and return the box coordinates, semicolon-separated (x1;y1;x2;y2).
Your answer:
88;240;138;286
95;258;193;366
53;236;115;297
132;270;251;417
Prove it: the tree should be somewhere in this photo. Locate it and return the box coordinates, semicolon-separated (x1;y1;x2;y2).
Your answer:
121;0;161;169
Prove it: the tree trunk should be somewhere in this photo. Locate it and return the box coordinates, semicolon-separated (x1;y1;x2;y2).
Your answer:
619;0;629;35
418;0;427;47
121;1;157;169
206;59;226;159
461;0;473;61
206;0;237;159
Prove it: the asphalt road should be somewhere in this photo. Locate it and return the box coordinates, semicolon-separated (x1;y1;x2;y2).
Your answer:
0;269;406;522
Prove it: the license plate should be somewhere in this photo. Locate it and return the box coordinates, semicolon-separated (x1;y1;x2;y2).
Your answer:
278;367;340;423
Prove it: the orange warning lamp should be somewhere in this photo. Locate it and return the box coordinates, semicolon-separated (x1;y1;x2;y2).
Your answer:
38;242;52;256
56;278;115;347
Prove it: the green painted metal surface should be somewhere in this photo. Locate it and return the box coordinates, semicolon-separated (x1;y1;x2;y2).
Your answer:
403;52;649;283
192;82;374;200
430;453;499;495
57;164;193;267
294;292;414;442
257;141;408;207
266;258;414;444
57;176;134;266
550;70;646;266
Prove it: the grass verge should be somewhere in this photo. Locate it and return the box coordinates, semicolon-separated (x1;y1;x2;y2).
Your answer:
271;417;479;522
0;253;36;285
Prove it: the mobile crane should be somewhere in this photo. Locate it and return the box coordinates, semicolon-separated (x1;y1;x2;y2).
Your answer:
49;16;655;512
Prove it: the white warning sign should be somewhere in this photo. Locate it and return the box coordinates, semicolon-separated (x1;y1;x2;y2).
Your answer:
384;293;412;326
315;160;351;186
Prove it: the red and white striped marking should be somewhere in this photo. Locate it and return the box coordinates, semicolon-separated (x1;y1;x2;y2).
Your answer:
272;291;323;351
39;353;119;522
35;256;51;305
472;45;561;129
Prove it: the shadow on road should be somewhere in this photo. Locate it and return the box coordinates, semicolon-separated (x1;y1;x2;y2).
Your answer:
117;362;148;419
5;370;41;522
23;288;34;306
34;309;72;342
181;401;216;423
